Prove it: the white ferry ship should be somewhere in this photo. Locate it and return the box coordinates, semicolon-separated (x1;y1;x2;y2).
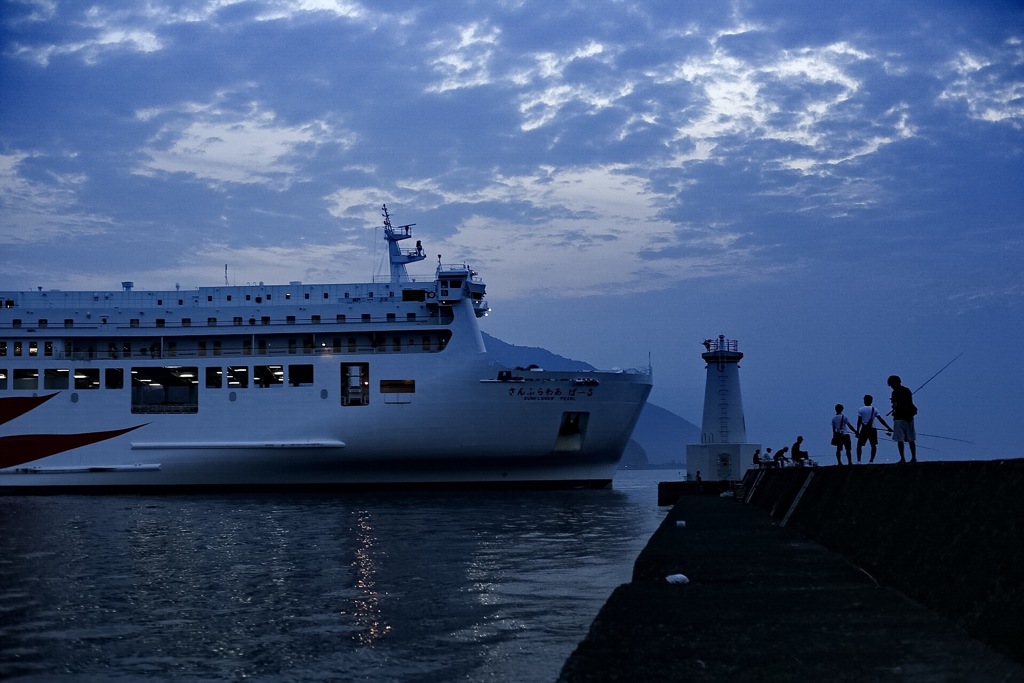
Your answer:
0;207;652;491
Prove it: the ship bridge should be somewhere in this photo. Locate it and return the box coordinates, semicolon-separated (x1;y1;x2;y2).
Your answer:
436;263;488;317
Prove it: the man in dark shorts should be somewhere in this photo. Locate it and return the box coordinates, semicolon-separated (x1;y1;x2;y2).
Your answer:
831;404;855;465
856;394;892;463
887;375;918;463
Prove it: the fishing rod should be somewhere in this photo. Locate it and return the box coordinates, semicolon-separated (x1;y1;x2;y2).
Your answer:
886;351;963;416
917;432;974;444
879;430;974;444
910;351;964;395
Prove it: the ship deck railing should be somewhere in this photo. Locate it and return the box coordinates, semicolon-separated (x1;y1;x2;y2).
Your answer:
24;343;451;363
0;313;458;332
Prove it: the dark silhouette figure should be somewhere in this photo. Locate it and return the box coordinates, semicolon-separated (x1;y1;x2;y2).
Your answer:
856;394;892;463
773;447;789;467
791;436;809;465
887;375;918;463
831;404;855;465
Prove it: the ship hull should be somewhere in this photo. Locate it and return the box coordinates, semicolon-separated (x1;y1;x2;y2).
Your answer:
0;353;651;491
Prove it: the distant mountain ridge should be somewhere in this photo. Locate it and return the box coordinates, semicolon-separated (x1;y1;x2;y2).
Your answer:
480;333;597;372
482;333;699;466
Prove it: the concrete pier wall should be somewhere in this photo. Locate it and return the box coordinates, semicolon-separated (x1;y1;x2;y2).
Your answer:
743;460;1024;661
558;461;1024;681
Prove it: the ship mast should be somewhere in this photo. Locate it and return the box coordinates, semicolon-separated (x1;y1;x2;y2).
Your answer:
381;204;426;282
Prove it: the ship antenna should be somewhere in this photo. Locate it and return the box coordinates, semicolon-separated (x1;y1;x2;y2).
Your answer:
224;264;229;286
380;204;423;282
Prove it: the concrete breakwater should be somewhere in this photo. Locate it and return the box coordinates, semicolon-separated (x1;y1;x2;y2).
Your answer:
558;461;1023;681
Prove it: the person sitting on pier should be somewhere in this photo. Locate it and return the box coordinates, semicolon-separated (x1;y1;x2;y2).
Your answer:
791;436;809;466
773;447;789;467
752;449;762;466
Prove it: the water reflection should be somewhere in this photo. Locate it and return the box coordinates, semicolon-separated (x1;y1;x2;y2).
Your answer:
346;510;392;646
0;472;668;682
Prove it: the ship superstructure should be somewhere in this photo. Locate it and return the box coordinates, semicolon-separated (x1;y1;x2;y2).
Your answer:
0;206;652;491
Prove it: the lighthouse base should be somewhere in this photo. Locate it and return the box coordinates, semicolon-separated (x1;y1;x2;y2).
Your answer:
685;443;761;482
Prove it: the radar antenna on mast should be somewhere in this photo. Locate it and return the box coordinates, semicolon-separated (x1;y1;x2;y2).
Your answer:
380;204;426;282
382;204;415;235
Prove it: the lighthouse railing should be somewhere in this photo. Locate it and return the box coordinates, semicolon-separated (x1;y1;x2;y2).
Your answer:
707;338;738;353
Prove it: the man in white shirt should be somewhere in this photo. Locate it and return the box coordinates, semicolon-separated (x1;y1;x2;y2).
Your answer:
856;394;892;464
831;404;855;465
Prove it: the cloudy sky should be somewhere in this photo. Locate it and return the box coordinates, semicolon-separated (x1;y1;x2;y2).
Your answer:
3;0;1022;462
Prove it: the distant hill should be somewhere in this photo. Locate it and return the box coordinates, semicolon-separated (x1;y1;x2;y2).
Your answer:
631;402;700;467
482;333;699;467
481;332;597;371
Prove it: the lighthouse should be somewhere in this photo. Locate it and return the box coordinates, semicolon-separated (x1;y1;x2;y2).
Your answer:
685;335;762;481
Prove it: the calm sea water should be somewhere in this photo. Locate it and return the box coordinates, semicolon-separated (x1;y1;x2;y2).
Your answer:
0;469;679;682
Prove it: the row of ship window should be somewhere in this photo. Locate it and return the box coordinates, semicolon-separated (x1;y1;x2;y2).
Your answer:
0;331;452;360
0;365;315;391
2;309;449;329
0;362;409;411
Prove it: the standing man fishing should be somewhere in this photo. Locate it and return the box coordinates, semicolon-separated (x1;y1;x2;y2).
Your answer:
887;375;918;463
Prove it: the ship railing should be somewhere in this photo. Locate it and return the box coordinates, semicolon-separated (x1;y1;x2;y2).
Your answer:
436;264;483;282
371;275;427;284
48;342;451;363
1;314;455;333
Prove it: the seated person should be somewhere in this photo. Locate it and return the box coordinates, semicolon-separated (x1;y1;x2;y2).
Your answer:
752;449;762;466
791;436;809;465
773;447;789;466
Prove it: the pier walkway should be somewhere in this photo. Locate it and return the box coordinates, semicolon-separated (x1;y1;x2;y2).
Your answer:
559;461;1024;682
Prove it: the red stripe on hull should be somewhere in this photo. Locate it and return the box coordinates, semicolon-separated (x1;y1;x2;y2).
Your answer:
0;425;146;469
0;393;59;427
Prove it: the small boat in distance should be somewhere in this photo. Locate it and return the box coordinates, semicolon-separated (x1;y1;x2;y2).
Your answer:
0;206;652;491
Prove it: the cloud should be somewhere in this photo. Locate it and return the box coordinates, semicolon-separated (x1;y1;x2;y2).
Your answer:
5;0;377;66
365;164;754;298
142;240;366;290
5;0;57;24
662;39;917;174
320;162;736;298
939;39;1024;128
135;95;354;188
0;152;112;244
425;21;502;93
10;27;162;66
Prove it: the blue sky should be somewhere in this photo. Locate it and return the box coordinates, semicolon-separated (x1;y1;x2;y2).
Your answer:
2;0;1022;462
